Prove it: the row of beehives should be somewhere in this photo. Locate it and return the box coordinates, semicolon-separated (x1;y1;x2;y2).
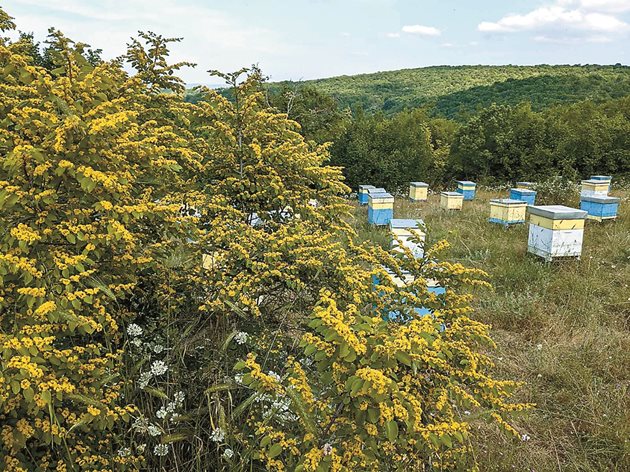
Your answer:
359;175;620;262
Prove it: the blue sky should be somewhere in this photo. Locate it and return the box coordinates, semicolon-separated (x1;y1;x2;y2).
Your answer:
4;0;629;83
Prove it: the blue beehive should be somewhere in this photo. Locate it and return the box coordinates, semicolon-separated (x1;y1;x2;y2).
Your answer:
455;180;476;201
358;185;375;205
368;192;394;226
509;187;537;205
580;195;620;222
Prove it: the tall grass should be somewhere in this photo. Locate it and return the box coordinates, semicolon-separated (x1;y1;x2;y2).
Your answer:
352;189;630;471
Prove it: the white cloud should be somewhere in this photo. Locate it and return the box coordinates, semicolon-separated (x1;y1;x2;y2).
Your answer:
385;32;401;38
440;42;454;48
478;6;627;33
478;0;629;46
401;24;441;36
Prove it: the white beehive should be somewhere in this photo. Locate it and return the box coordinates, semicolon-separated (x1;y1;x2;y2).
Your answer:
527;205;587;261
389;219;426;258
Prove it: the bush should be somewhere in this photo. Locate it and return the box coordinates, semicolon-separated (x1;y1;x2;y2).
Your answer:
0;20;188;470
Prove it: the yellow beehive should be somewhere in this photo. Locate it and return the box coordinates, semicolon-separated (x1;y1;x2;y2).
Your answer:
489;199;527;226
580;179;609;198
409;182;428;202
440;191;463;210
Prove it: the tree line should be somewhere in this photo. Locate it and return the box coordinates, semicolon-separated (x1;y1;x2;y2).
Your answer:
266;84;630;192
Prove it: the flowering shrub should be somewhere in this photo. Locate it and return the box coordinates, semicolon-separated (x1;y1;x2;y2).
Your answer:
0;14;188;470
235;240;532;470
0;8;530;471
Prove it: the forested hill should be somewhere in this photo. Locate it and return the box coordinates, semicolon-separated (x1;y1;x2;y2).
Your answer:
271;65;630;119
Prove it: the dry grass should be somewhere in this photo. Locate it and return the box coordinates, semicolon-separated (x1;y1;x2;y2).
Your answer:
353;189;630;471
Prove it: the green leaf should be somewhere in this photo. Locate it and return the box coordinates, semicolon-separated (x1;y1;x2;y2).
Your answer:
395;351;412;366
268;443;283;459
386;420;399;442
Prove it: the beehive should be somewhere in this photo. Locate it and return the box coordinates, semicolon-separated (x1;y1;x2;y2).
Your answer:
489;199;527;226
368;192;394;225
440;191;463;210
527;205;587;261
456;180;476;200
590;175;612;192
509;187;537;205
580;195;620;222
581;179;609;198
373;269;445;322
516;181;536;189
358;185;375;205
390;219;425;258
409;182;429;202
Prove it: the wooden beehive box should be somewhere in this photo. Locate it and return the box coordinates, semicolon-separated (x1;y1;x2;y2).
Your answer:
440;191;463;210
409;182;429;202
527;205;587;261
390;219;426;258
368;192;394;225
590;175;612;192
456;180;476;200
358;185;375;205
489;199;527;226
580;195;620;222
581;179;609;198
509;188;537;205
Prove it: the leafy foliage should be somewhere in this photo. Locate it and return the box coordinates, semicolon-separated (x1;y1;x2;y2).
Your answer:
0;22;190;470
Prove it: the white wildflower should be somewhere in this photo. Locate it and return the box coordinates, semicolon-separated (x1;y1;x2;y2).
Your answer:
117;447;131;457
210;428;225;443
173;391;185;407
323;443;333;455
234;374;244;384
521;434;531;442
137;444;146;454
156;407;167;419
150;360;168;376
138;372;152;389
152;344;165;354
148;424;162;437
464;410;471;416
234;331;249;345
536;344;543;351
131;337;143;348
153;444;169;457
127;323;143;337
223;448;234;459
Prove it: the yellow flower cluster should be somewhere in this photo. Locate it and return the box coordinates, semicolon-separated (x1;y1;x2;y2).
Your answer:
10;224;41;244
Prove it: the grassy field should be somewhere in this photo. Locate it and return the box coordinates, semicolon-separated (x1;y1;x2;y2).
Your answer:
352;189;630;471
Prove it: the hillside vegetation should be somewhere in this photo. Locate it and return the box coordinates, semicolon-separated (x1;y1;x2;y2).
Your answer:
271;65;630;118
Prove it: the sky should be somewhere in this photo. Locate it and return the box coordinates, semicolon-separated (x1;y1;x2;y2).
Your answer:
3;0;630;84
